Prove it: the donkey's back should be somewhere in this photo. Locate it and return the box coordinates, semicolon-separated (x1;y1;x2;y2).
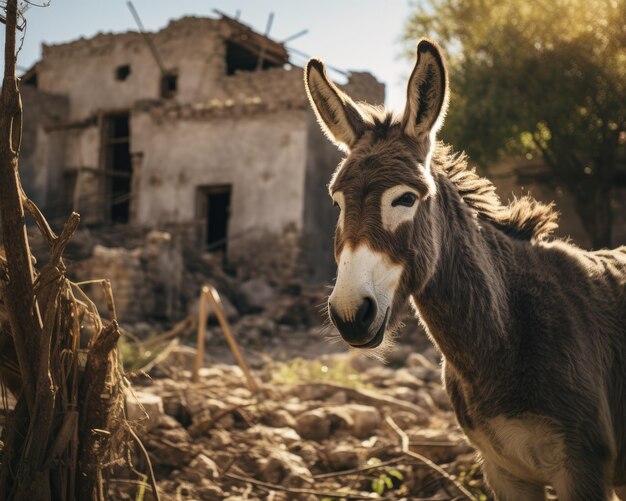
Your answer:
498;240;626;486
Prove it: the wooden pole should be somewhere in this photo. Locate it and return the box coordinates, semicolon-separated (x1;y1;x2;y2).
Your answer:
192;286;209;383
205;285;259;393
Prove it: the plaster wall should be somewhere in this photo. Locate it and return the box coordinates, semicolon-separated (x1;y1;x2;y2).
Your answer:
130;108;309;247
37;18;225;120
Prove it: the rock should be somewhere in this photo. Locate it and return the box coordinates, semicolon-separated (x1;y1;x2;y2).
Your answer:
235;315;276;342
362;366;396;386
295;409;331;440
156;414;184;429
181;454;220;483
125;390;164;430
343;404;381;438
327;390;348;405
261;449;313;487
292;383;335;402
145;427;193;467
406;352;439;370
196;478;224;501
389;410;430;428
349;354;383;372
430;386;452;410
246;424;301;446
327;404;381;438
262;409;296;429
288;442;319;467
393;368;425;389
386;343;415;366
387;386;418;403
416;389;438;412
239;278;275;311
326;445;360;471
208;429;232;449
408;429;471;463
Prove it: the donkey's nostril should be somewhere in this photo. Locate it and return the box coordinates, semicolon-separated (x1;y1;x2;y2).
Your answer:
357;297;377;329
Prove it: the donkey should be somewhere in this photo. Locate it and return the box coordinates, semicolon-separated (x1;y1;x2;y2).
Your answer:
304;40;626;500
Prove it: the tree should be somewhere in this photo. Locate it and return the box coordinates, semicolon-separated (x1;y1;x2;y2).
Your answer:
404;0;626;248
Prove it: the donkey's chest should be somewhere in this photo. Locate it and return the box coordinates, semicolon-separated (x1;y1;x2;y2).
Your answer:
465;415;566;483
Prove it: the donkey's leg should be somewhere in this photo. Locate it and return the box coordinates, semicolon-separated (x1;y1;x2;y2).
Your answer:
483;461;545;501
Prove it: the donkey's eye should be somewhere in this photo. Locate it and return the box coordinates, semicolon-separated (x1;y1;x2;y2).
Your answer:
333;201;340;210
392;192;417;208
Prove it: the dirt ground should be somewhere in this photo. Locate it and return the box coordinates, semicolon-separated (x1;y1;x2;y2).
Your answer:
113;299;490;501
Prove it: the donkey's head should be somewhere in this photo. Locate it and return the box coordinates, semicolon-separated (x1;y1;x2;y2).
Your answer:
304;40;448;351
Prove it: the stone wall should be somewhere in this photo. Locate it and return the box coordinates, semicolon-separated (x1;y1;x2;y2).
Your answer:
19;86;69;213
72;230;184;323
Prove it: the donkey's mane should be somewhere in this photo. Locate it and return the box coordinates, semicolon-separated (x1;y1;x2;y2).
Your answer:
366;108;560;241
431;144;559;241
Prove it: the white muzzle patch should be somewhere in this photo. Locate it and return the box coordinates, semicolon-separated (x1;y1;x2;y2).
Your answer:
330;243;403;330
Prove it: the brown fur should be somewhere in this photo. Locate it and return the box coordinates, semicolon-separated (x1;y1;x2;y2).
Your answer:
305;39;626;500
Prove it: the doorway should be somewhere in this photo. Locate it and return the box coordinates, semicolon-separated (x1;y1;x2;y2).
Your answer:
198;185;232;252
104;113;132;223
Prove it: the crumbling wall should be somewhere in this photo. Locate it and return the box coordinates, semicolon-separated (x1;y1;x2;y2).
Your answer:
72;230;184;322
19;86;69;213
36;18;224;120
131;106;308;233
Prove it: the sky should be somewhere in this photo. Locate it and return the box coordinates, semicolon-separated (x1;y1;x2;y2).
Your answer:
3;0;417;113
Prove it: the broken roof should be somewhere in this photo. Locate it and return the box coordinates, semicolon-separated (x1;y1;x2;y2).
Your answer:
215;9;290;67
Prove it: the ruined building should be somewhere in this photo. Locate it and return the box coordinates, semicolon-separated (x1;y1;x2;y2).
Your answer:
20;14;385;284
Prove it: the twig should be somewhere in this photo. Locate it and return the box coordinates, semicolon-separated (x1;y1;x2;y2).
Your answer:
224;471;382;500
385;416;476;500
128;425;161;501
192;286;209;383
313;456;405;479
296;382;427;416
204;284;259;392
142;315;194;349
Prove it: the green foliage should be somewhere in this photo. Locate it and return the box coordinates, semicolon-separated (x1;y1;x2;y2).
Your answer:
404;0;626;246
371;468;404;496
456;461;490;500
268;357;366;388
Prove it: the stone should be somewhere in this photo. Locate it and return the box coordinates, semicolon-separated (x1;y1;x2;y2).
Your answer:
239;278;275;311
288;442;319;467
326;445;360;471
408;429;471;463
196;479;224;501
430;386;452;410
181;454;220;483
393;368;425;389
145;427;193;467
261;449;313;487
262;408;296;429
295;409;331;440
246;424;301;446
327;404;381;438
125;390;164;430
235;315;276;342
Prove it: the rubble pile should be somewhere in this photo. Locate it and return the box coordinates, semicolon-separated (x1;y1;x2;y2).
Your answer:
115;337;487;501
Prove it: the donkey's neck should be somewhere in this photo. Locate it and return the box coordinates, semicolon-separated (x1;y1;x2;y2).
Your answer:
413;175;511;376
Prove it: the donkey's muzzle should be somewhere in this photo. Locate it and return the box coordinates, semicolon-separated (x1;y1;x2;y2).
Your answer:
329;297;383;347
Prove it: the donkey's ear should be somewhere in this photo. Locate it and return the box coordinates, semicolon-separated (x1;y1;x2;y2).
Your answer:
401;39;448;140
304;58;369;150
